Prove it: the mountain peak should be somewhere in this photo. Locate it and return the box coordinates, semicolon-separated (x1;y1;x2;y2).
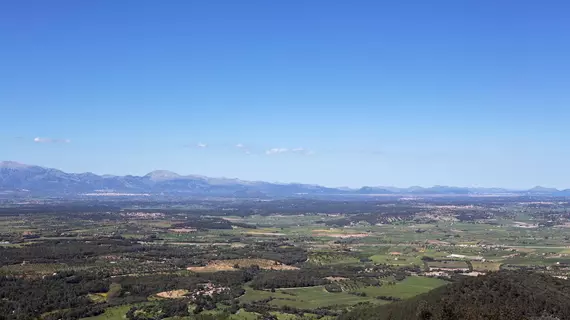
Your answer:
529;186;560;193
0;161;34;169
145;170;181;181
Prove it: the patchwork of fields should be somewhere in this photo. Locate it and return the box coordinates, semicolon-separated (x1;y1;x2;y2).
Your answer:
2;199;570;320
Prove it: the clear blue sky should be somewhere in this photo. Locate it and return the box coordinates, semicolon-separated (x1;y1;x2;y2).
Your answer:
1;0;569;188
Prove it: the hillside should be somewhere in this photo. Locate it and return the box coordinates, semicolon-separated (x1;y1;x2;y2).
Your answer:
0;161;339;197
339;271;570;320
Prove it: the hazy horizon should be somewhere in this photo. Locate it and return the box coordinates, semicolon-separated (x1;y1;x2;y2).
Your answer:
0;160;564;190
2;1;569;189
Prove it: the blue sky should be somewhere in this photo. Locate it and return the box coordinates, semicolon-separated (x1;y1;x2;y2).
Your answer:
1;0;569;188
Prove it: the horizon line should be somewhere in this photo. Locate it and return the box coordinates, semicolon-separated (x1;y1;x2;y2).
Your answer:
1;160;567;191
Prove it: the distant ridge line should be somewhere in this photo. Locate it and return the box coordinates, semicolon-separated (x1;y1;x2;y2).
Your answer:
0;161;568;197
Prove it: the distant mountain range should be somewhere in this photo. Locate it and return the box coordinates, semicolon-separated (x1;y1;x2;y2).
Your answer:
1;161;569;198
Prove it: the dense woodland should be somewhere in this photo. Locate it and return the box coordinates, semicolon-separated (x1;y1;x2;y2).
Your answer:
0;269;248;320
0;238;308;270
0;271;108;320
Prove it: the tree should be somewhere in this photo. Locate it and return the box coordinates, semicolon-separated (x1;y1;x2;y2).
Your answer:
416;300;432;320
257;313;278;320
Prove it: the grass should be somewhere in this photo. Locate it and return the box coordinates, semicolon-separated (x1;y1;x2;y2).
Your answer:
240;276;447;309
231;309;260;320
427;260;469;269
503;256;570;266
361;276;448;299
199;309;261;320
240;286;380;309
80;305;133;320
239;287;277;303
87;293;107;303
239;277;443;310
270;286;381;308
177;309;335;320
270;312;335;320
369;254;423;266
472;261;502;271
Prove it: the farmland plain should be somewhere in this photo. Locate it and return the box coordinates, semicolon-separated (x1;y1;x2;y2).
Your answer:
1;197;570;319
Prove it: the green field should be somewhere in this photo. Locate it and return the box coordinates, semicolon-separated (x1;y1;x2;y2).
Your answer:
369;254;423;266
472;261;503;271
240;286;379;309
361;276;448;299
81;305;133;320
239;276;447;309
186;309;334;320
